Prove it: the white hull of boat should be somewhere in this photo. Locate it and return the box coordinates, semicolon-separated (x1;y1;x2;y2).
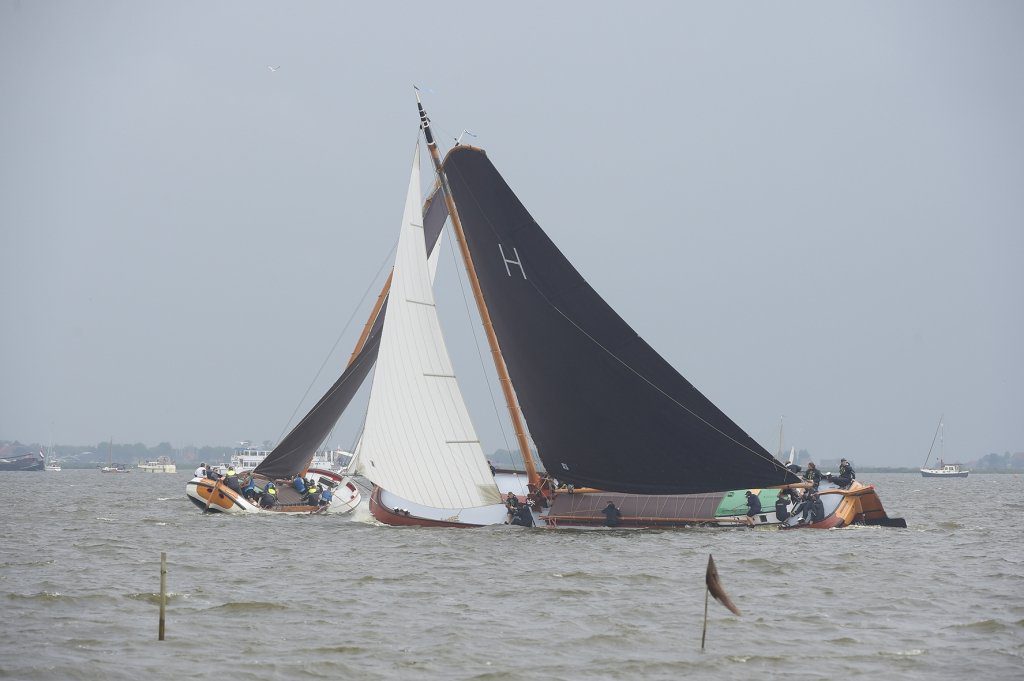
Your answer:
138;464;177;473
920;469;969;478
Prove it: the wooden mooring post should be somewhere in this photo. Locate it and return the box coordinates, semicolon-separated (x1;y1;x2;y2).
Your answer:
158;552;166;641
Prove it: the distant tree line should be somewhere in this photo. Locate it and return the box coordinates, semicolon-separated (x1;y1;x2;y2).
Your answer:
0;440;235;468
5;438;1023;472
973;451;1024;471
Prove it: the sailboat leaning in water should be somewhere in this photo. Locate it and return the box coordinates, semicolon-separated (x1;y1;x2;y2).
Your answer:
344;92;905;530
184;155;455;514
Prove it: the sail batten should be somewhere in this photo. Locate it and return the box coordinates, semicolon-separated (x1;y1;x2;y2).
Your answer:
443;146;799;495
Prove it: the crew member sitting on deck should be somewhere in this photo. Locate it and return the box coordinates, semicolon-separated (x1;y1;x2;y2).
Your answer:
293;474;307;495
602;501;622;528
745;490;762;526
803;462;821;489
511;502;534;527
305;479;321;506
194;463;208;478
259;482;278;509
504;492;520;523
319;485;333;507
827;458;856;489
203;464;221;481
801;491;825;524
775;491;791;523
242;476;259;502
223;467;241;493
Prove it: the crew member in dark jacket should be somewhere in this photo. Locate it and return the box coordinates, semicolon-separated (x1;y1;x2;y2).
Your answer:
803;462;821;489
511;502;534;527
775;491;790;523
305;479;321;506
259;482;278;509
223;467;241;493
744;490;762;526
806;492;825;524
828;458;856;488
602;501;622;528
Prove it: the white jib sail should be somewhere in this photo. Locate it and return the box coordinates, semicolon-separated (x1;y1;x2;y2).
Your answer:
358;146;501;509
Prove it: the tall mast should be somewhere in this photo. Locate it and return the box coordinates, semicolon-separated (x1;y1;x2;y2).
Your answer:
415;91;541;492
939;420;944;463
348;271;393;366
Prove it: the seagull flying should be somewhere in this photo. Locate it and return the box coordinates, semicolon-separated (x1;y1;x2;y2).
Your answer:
267;65;281;72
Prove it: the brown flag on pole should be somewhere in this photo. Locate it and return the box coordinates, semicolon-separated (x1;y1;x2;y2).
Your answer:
701;554;740;650
706;554;741;615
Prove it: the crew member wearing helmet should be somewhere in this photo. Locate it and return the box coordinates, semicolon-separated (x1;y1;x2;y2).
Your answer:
259;482;278;509
223;466;241;493
305;478;321;506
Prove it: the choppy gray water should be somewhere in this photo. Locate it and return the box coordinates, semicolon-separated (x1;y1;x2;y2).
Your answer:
1;472;1021;680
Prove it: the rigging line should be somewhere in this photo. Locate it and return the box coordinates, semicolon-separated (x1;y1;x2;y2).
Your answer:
436;168;515;461
275;238;399;445
542;300;792;476
922;414;944;469
347;405;369;477
445;163;792;479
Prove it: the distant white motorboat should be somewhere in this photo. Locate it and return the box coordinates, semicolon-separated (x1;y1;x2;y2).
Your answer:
221;443;351;474
137;456;177;473
44;462;61;472
920;417;969;478
921;462;969;478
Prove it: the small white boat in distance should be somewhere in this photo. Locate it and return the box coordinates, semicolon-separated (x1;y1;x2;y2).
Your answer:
138;456;177;473
920;417;968;478
921;461;969;478
222;443;352;474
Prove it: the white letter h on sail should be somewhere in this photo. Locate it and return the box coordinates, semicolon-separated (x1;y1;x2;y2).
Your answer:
499;244;526;279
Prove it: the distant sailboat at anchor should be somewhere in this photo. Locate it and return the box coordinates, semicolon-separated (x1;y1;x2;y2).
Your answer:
920;417;969;478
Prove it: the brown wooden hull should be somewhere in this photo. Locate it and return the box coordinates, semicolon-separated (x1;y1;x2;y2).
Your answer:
188;478;329;514
368;487;488;527
782;481;906;529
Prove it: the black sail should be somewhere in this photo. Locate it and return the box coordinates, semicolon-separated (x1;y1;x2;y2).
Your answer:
443;147;799;494
253;190;448;480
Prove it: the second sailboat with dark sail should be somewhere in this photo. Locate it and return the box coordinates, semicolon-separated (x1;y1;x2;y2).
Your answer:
358;94;903;529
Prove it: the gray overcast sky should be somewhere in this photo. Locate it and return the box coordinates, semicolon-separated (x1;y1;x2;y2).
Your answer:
2;1;1021;466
